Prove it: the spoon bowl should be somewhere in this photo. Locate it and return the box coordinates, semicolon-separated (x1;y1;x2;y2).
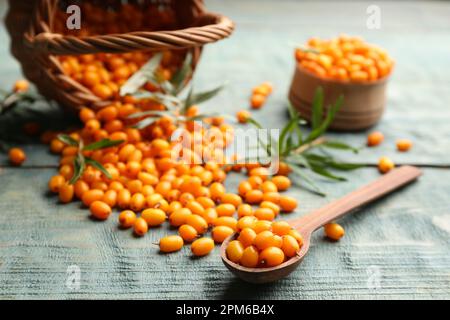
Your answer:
221;166;422;284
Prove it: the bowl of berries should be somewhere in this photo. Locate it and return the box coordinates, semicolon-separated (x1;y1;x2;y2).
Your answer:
289;35;395;131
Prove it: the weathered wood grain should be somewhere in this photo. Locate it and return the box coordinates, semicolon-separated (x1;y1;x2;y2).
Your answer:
1;0;450;299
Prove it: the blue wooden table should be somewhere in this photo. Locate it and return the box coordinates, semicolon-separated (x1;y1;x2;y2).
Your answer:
0;0;449;299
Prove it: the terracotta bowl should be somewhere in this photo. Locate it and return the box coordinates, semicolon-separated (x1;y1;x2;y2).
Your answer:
288;65;391;131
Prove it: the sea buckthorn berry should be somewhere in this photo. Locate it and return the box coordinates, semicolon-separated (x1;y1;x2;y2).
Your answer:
249;167;269;181
168;201;183;215
251;94;266;109
179;192;195;206
186;214;208;234
191;237;215;257
186;200;205;216
259;247;285;267
237;228;257;248
238;181;253;197
288;229;304;247
102;190;117;207
8;148;26;166
48;175;66;193
50;139;65;154
202;208;218;225
212;226;234;243
130;193;146;212
324;223;345;241
237;204;254;218
272;221;292;236
367;131;384;147
226;240;245;263
245;189;264;204
179;224;198;243
378;156;395;174
213;216;238;231
248;176;263;189
240;246;259;268
59;183;74;203
90;201;112;221
252;220;272;234
160;235;184;253
237;216;258;231
118;210;137;229
169;208;192;227
117;189;131;209
261;181;278;193
221;193;243;207
397;139;412;152
236;110;251;124
254;208;276;221
82;189;104;207
74;180;89;199
141;208;166;227
14;79;29;93
216;203;236;217
262;192;281;204
279;196;298;212
260;201;280;216
272;176;291;191
133;217;148;237
282;235;301;258
253;231;277;251
196;197;215;209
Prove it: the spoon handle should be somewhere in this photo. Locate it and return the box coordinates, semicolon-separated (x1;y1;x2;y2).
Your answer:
291;166;422;233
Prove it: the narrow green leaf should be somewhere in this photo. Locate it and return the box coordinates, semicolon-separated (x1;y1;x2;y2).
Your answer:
310;165;347;181
184;84;224;110
171;53;193;94
286;162;326;196
306;95;344;143
127;110;172;120
69;154;85;185
328;162;364;171
279;118;299;155
322;140;360;153
83;139;124;151
85;158;112;180
120;53;163;96
57;134;79;147
311;87;324;130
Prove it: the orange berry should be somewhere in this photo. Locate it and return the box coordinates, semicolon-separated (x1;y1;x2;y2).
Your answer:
169;208;192;227
90;201;112;221
253;231;276;251
216;203;236;217
260;201;280;216
245;189;264;204
378;156;395;174
50;139;65;154
159;235;184;253
226;240;244;263
254;208;276;221
212;226;234;243
252;220;272;234
262;192;281;204
396;139;412;152
59;183;74;203
261;181;278;193
238;181;253;197
213;216;238;231
82;189;104;207
117;189;131;209
129;193;146;212
237;228;257;248
367;131;384;147
179;224;198;243
186;214;208;234
248;176;263;189
272;221;292;236
48;175;66;193
8;148;26;166
236;110;251;124
118;210;137;229
237;204;254;218
191;237;215;257
221;193;243;208
251;94;266;109
240;246;259;268
324;223;345;241
133;217;148;236
281;235;300;257
271;176;291;191
259;247;285;267
13;79;29;92
279;196;298;212
74;180;90;199
141;208;166;227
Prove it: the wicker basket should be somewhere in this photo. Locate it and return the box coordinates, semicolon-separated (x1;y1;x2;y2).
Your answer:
5;0;234;112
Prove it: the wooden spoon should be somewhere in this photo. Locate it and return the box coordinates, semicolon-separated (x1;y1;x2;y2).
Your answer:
221;166;422;284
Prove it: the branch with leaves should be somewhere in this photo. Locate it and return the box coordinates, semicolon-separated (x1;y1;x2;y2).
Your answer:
57;135;124;184
119;52;225;129
248;87;363;196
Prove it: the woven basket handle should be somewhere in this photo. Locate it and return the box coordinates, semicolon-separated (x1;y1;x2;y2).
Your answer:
24;0;234;55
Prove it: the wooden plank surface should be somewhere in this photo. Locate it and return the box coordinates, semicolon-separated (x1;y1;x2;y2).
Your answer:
1;0;450;299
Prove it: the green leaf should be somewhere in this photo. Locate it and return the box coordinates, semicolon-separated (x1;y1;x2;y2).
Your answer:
83;139;124;151
287;103;303;144
306;95;344;143
328;161;364;171
184;84;224;110
322;140;360;153
286;162;326;196
310;165;347;181
170;53;193;94
85;158;112;180
133;117;161;130
57;134;79;147
69;153;86;185
127;110;173;120
311;87;324;130
120;53;163;96
279;117;299;156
